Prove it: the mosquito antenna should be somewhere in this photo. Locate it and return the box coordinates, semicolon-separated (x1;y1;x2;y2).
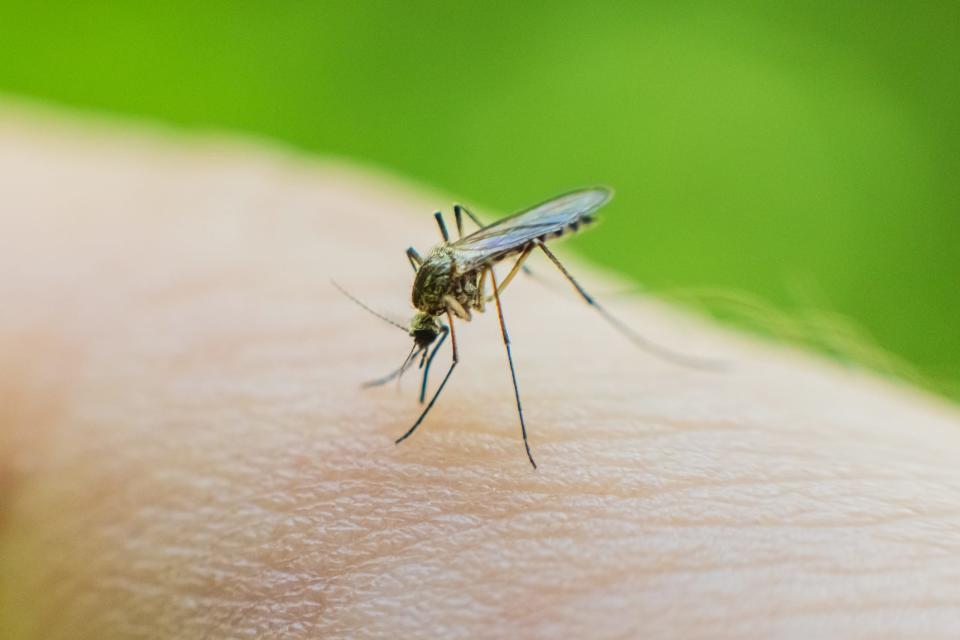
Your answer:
331;280;408;332
363;344;420;388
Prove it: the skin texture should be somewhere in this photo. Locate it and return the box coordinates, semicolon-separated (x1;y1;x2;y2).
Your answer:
2;106;960;639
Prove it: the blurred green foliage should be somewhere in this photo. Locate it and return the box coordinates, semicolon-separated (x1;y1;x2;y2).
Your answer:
1;2;957;393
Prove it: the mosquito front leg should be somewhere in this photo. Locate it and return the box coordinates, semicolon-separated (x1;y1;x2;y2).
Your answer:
489;269;536;469
418;323;449;404
396;312;459;444
406;247;423;273
535;241;723;370
443;294;471;321
434;211;450;242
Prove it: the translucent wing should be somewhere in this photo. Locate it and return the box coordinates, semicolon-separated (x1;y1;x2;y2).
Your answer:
451;187;612;272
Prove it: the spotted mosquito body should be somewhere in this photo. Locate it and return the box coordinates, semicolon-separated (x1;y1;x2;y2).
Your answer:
339;187;719;469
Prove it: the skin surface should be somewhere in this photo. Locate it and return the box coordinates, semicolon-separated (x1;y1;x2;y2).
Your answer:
2;105;960;639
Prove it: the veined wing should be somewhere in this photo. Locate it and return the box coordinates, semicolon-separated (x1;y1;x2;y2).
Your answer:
451;187;612;271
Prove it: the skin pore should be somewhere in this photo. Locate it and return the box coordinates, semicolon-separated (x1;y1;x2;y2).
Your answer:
2;107;960;639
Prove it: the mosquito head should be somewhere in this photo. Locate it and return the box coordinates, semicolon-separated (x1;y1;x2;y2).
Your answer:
409;311;441;349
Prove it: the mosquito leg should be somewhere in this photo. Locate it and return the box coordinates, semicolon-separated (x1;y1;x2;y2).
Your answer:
434;211;450;242
536;241;724;370
453;204;485;237
406;247;423;273
442;295;471;321
485;244;534;302
418;324;449;404
396;312;459;444
476;267;489;314
454;205;466;238
456;203;536;280
489;269;536;469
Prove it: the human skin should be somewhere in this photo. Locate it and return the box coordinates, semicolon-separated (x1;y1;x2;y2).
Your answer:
1;107;960;639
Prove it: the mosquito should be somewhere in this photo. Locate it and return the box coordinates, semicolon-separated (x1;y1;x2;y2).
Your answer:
337;187;719;469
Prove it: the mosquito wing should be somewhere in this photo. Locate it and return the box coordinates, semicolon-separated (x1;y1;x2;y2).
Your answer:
451;187;612;272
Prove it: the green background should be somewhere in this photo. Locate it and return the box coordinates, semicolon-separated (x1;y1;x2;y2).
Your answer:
1;2;957;394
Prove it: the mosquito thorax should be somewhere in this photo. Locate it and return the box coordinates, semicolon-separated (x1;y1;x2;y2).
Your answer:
411;245;456;314
412;245;482;319
409;311;441;348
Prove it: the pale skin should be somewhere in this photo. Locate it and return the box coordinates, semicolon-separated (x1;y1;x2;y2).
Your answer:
2;108;960;639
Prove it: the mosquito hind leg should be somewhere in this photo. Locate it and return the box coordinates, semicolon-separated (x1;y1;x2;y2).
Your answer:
489;269;537;469
396;312;459;444
535;241;723;370
418;324;449;403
